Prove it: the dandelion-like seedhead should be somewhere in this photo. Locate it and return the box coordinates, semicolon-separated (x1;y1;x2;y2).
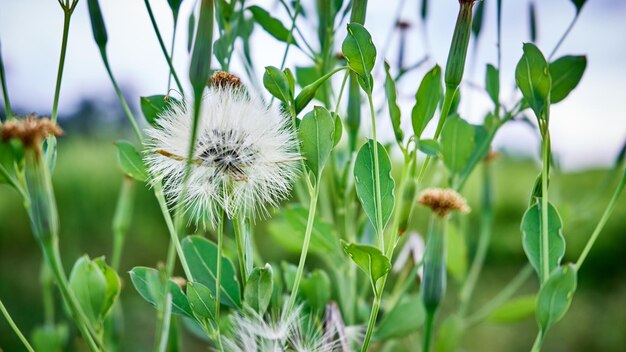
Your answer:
418;188;470;217
1;114;63;149
144;85;299;226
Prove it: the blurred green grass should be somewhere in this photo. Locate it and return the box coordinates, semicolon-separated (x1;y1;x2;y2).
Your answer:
1;137;625;351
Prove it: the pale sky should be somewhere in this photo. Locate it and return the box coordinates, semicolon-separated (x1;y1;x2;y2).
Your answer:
0;0;625;170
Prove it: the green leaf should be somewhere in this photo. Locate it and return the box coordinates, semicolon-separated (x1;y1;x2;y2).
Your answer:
354;140;395;230
299;106;335;178
384;61;403;144
69;256;118;328
31;324;69;352
411;65;443;138
167;0;183;19
189;0;214;95
571;0;586;13
279;205;340;253
521;201;566;282
485;64;500;106
536;264;577;333
115;140;148;182
249;6;297;45
342;23;376;93
92;257;120;319
140;95;179;126
529;2;537;43
341;241;391;289
186;281;217;322
549;55;587;104
284;68;296;97
458;123;490;183
417;139;440;157
181;235;242;308
263;66;293;105
374;294;425;341
331;112;343;147
515;43;551;119
294;68;344;114
441;114;475;176
128;267;194;318
244;264;274;314
471;0;485;39
447;222;467;282
487;295;536;323
299;269;331;314
86;0;108;48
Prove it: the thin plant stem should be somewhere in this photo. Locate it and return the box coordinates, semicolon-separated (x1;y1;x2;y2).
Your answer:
540;129;550;283
422;310;435;352
167;22;178;92
531;331;543;352
0;299;36;352
360;292;382;352
576;168;626;268
155;183;192;279
215;209;225;352
233;215;249;286
549;13;579;60
111;176;135;271
51;8;74;123
40;261;56;325
0;39;12;121
157;293;173;352
144;0;184;93
279;0;300;70
464;264;533;327
286;184;320;314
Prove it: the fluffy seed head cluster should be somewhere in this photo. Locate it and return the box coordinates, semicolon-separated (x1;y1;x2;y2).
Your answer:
418;188;470;217
144;81;299;226
1;114;63;148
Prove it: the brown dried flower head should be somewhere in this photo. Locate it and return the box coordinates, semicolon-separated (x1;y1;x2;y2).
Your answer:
418;188;470;217
1;114;63;148
210;71;242;89
171;276;187;290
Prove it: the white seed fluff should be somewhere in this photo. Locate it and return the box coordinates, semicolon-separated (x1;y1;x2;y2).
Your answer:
144;88;299;226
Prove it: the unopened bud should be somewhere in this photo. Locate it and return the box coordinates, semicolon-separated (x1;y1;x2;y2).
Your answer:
444;0;476;89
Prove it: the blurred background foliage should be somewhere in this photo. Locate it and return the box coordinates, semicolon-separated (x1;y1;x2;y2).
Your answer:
0;101;624;351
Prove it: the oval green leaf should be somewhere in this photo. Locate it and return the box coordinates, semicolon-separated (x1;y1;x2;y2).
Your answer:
341;241;391;290
411;65;443;138
384;61;403;144
536;264;577;333
299;106;335;179
128;266;194;318
244;264;274;315
263;66;293;105
515;43;551;119
342;23;376;93
441;114;475;176
115;140;148;182
186;281;217;323
549;55;587;104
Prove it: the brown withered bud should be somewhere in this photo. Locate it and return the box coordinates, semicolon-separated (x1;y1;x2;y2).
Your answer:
210;71;242;89
484;149;500;163
396;20;412;31
1;114;63;148
171;276;187;290
418;188;470;217
336;52;345;61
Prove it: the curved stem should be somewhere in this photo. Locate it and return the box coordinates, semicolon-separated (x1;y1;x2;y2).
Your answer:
549;13;579;60
279;0;301;70
576;168;626;268
0;299;36;352
286;184;319;314
360;292;382;352
144;0;184;93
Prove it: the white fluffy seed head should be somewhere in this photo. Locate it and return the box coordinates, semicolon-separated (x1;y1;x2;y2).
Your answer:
144;87;299;227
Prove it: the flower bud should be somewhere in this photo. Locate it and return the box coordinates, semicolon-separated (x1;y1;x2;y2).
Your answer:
444;0;476;90
421;216;446;313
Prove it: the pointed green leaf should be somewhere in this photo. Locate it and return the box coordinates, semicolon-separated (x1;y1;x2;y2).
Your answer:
115;140;148;182
86;0;108;48
411;65;443;138
128;267;194;318
167;0;183;19
549;55;587;104
140;95;179;127
342;23;376;93
417;139;441;157
529;2;537;43
354;140;395;230
331;112;343;147
294;68;345;114
341;241;391;288
485;64;500;106
515;43;551;119
249;6;297;45
189;0;214;95
244;264;274;314
299;106;335;178
299;269;331;314
69;256;108;328
186;281;217;322
441;114;475;176
92;257;120;319
263;66;293;105
571;0;586;13
536;264;577;333
521;201;566;282
181;235;242;308
384;61;403;144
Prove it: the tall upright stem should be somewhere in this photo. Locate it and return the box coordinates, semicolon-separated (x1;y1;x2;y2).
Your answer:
540;129;550;283
214;210;225;351
0;299;36;352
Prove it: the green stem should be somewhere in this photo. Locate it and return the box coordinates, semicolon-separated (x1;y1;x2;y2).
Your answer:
144;0;184;93
167;21;178;93
0;39;12;121
286;184;320;314
40;261;56;325
157;293;173;352
99;49;143;142
0;164;27;199
549;13;579;60
531;331;544;352
233;215;250;286
459;161;493;315
576;168;626;268
51;9;73;123
540;129;550;283
111;177;135;271
422;310;436;352
367;93;384;251
463;264;533;327
279;0;300;70
0;299;36;352
215;209;225;351
360;292;382;352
